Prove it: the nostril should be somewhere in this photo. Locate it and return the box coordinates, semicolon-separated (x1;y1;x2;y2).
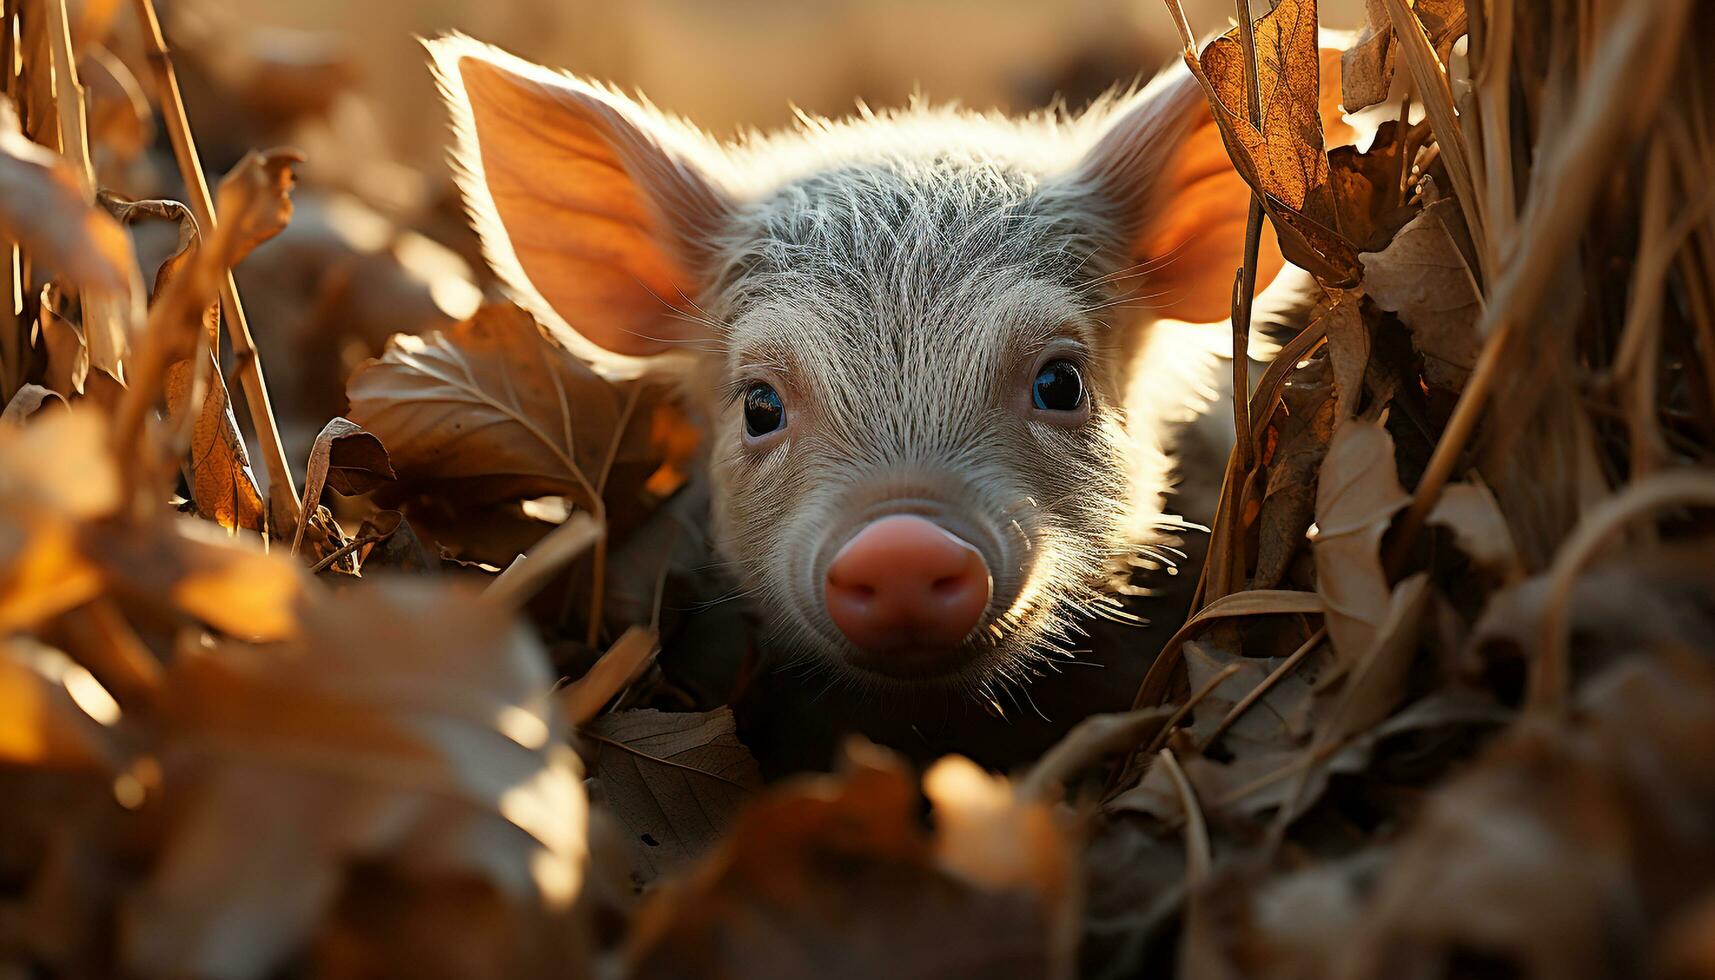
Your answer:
931;575;965;595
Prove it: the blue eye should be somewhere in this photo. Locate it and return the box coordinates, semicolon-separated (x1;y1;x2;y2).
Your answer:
743;383;785;436
1032;360;1084;412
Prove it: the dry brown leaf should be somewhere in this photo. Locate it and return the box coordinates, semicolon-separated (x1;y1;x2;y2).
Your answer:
216;146;306;266
1253;346;1336;590
0;411;116;632
1339;652;1715;980
319;420;395;495
628;742;1058;980
1311;419;1410;667
290;417;394;554
1413;0;1469;54
0;97;137;381
1324;291;1370;421
1339;0;1471;115
924;756;1079;967
1194;1;1361;283
1202;3;1329;214
347;303;622;508
1016;707;1175;802
1314;572;1432;745
1328;120;1419;251
1183;635;1324;755
1359;199;1483;392
2;384;66;426
127;580;585;979
35;284;89;398
0;103;136;299
1428;480;1521;580
97;515;308;642
588;707;761;886
167;352;268;533
124;201;269;534
0;638;120;770
1341;0;1397;113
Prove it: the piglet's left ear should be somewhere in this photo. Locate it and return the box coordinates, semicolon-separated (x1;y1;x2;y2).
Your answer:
427;34;733;365
1069;67;1285;325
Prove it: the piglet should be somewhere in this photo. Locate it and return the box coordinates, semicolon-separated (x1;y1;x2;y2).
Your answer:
427;35;1283;763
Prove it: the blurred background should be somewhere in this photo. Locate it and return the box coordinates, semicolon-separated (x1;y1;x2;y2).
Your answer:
94;0;1364;466
205;0;1369;170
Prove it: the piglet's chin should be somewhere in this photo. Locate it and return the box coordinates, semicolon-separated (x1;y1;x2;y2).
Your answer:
842;641;984;681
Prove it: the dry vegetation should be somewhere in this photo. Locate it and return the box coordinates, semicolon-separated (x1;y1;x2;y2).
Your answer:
2;0;1714;977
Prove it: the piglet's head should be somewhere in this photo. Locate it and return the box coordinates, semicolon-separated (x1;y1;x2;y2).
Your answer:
430;35;1279;692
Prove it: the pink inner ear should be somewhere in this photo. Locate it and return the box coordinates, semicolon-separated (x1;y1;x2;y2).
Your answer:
457;55;716;358
1078;73;1284;326
1138;136;1285;325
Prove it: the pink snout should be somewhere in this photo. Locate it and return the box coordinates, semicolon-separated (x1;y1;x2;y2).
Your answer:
823;515;992;658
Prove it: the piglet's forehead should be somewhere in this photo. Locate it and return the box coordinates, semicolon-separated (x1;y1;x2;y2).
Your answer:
722;284;1098;389
712;163;1114;384
715;160;1115;307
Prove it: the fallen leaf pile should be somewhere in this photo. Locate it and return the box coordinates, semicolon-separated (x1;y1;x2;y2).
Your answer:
1;0;1713;977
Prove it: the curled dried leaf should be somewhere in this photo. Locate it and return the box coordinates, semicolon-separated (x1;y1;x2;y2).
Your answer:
1253;346;1336;590
290;417;394;555
1315;572;1432;746
110;194;268;533
1428;481;1521;580
169;356;268;533
1;384;66;426
1311;420;1410;666
1328;120;1421;251
1359;199;1483;392
1324;293;1371;420
320;420;395;496
36;284;90;399
215;146;306;266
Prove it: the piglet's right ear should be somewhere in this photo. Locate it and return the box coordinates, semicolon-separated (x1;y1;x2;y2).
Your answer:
428;35;732;362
